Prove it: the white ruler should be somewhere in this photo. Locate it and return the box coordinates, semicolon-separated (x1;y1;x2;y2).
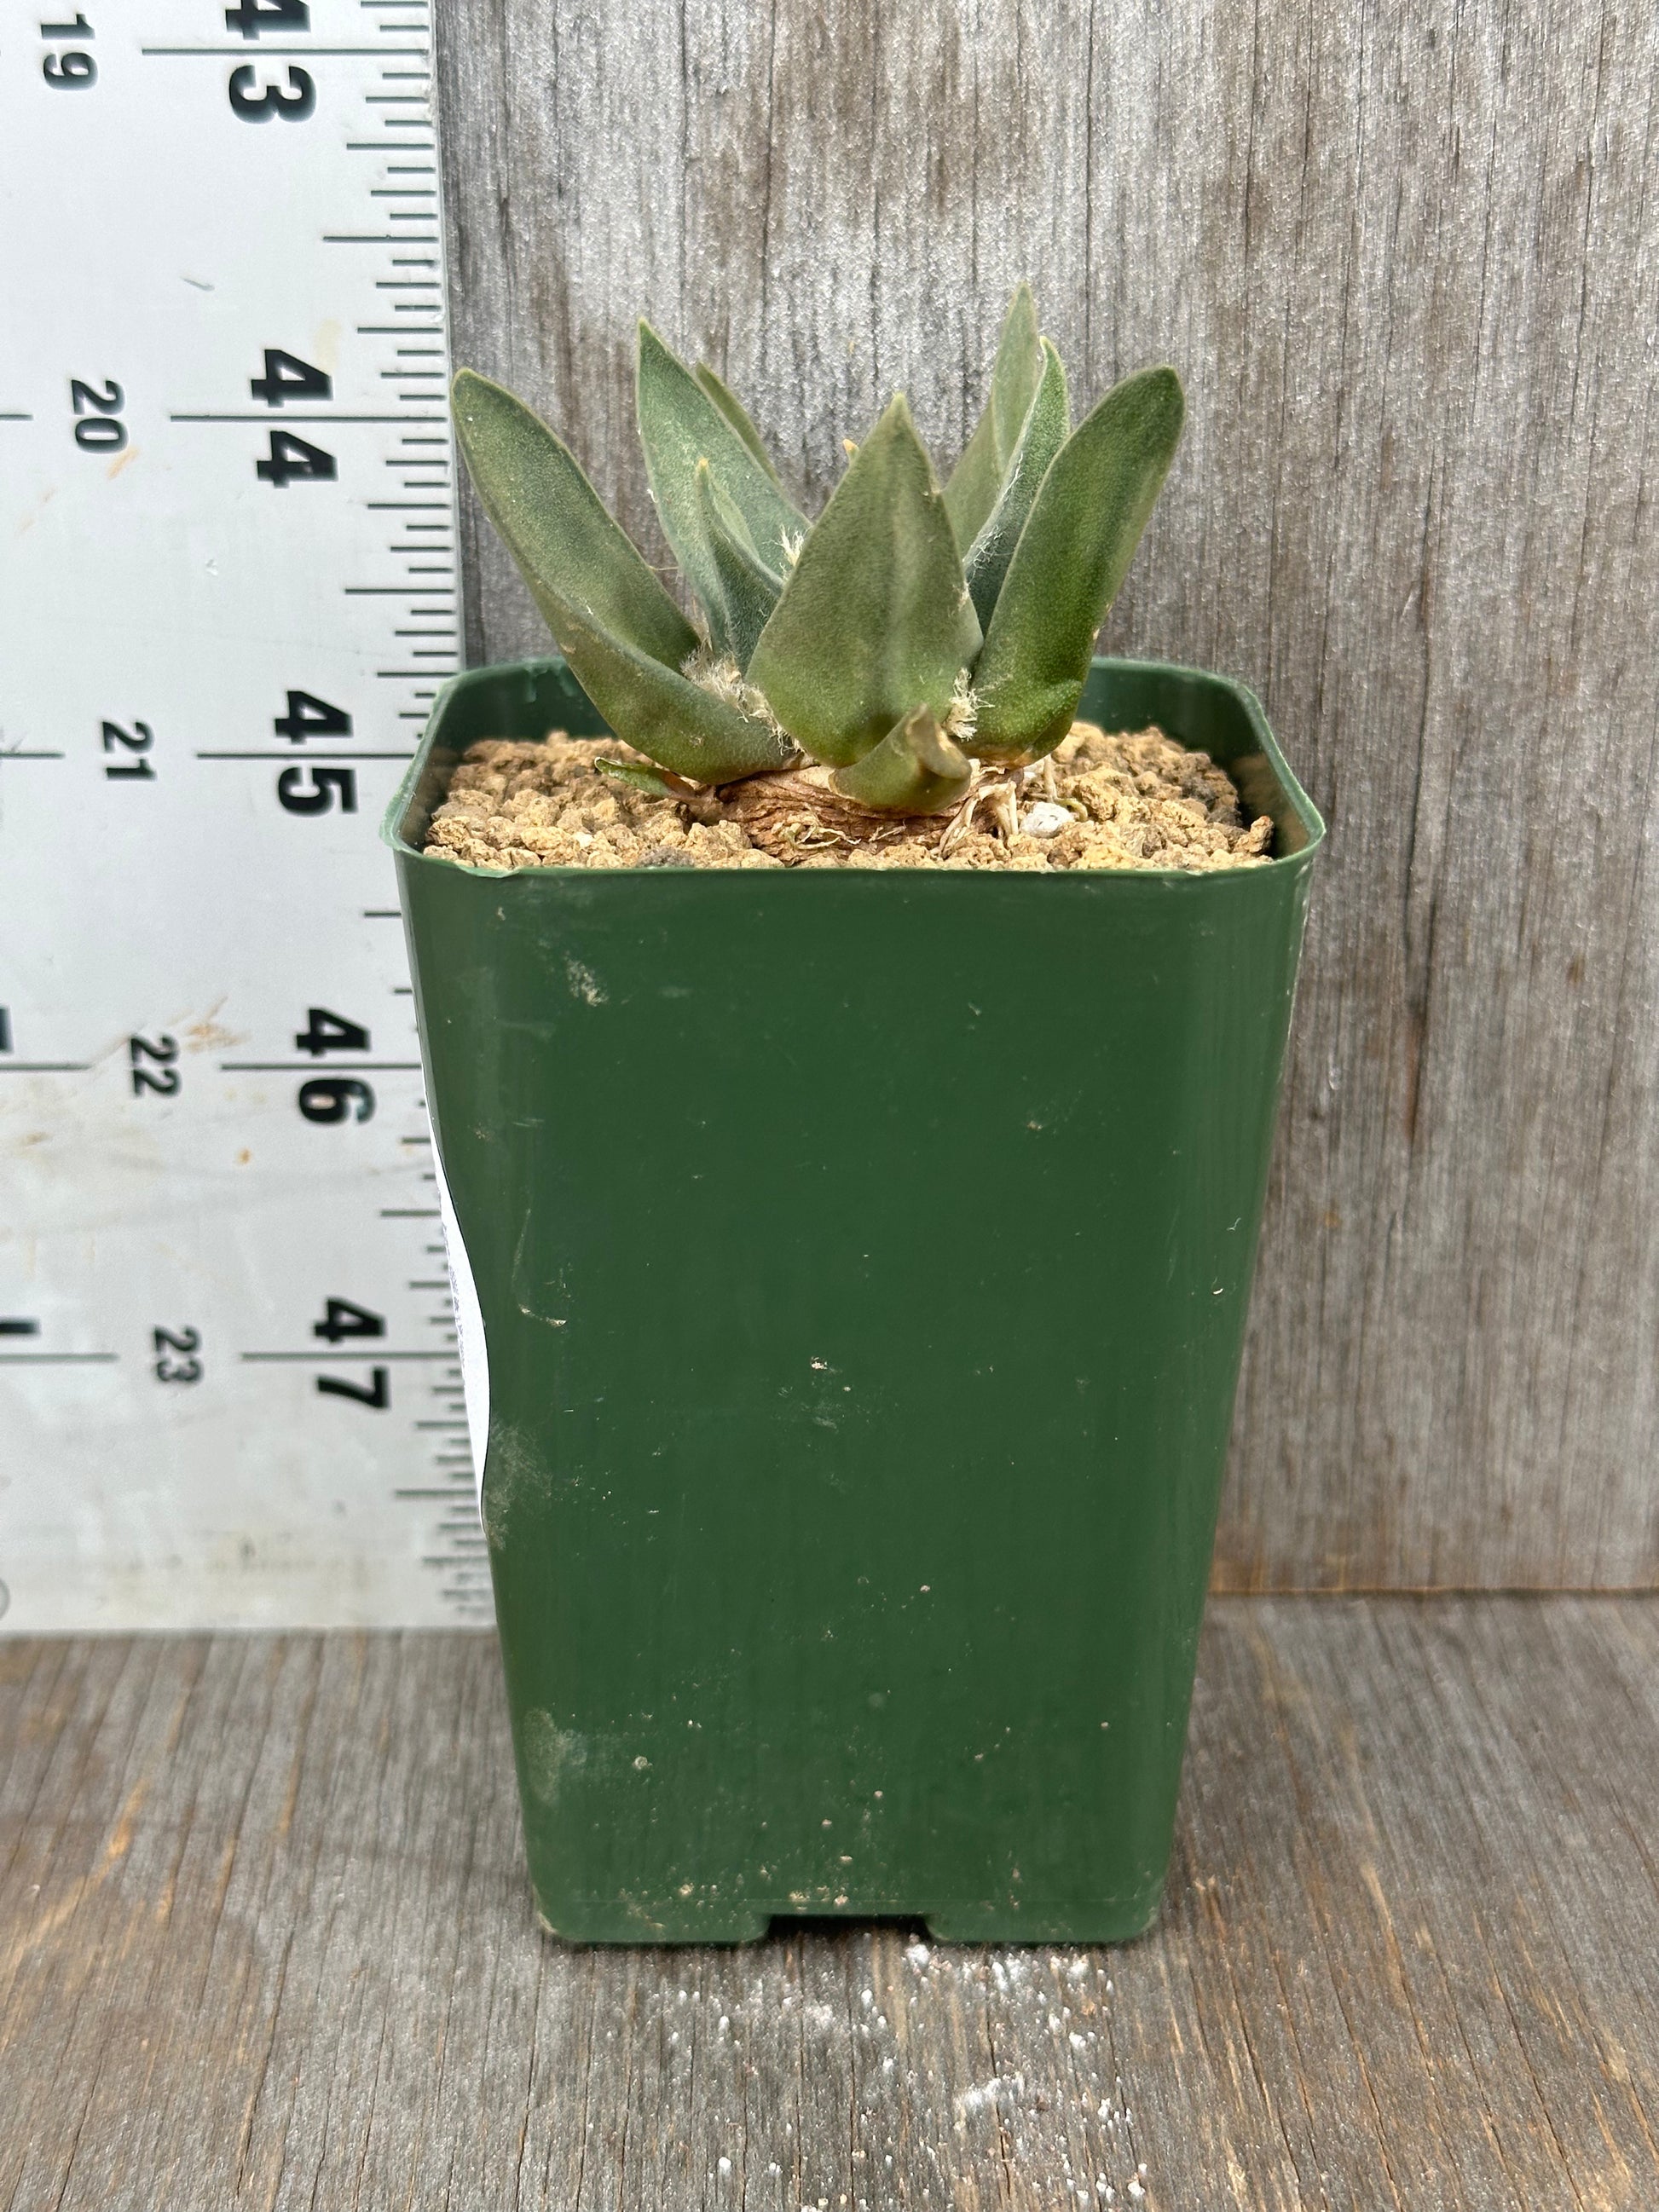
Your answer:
0;0;483;1631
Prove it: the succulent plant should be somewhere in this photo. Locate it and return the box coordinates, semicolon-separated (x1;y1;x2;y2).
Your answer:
451;286;1184;816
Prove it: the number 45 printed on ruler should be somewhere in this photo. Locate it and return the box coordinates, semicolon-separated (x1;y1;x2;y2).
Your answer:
277;689;356;818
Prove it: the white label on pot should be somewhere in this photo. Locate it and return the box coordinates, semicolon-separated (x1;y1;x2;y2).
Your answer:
431;1126;490;1514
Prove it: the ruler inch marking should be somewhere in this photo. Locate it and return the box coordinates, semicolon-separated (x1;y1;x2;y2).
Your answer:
0;1353;119;1365
3;6;475;1628
242;1350;454;1363
142;44;425;56
196;751;415;760
171;413;442;423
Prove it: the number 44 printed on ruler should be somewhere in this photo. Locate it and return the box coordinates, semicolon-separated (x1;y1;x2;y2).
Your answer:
254;348;336;488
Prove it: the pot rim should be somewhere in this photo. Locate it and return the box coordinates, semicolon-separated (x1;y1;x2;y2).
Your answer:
382;652;1326;881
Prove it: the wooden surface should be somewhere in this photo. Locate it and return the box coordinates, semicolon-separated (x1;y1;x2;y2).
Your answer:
3;1598;1656;2207
431;2;1659;1590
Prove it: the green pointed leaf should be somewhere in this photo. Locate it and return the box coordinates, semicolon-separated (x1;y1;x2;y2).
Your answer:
831;705;972;815
747;396;982;768
695;460;783;670
452;367;698;670
554;598;791;783
963;338;1069;628
694;362;782;482
595;758;681;799
945;409;1003;554
637;322;804;637
943;282;1043;550
989;285;1043;455
450;373;785;782
973;366;1185;762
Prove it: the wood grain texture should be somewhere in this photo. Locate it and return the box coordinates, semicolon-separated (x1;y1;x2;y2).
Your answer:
431;0;1659;1590
3;1604;1657;2208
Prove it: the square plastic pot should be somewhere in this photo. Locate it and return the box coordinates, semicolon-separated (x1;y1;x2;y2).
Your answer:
385;654;1323;1944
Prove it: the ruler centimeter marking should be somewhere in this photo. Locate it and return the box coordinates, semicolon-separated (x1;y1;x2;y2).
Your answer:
0;0;485;1632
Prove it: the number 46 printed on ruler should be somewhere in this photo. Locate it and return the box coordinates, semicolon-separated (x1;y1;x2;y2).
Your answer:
298;1010;389;1412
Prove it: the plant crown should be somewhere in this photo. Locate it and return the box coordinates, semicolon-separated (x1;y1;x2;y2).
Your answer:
451;286;1184;815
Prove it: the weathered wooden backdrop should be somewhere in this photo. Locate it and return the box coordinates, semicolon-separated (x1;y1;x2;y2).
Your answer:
433;0;1658;1591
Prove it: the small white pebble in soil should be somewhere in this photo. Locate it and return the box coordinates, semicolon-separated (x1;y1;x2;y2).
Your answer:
718;2157;731;2174
1128;2185;1144;2201
907;1942;930;1967
1020;800;1074;837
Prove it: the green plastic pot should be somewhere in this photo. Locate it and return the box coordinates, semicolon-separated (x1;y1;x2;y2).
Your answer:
385;654;1322;1944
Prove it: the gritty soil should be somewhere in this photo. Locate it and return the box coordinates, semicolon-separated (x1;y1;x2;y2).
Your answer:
421;721;1275;874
